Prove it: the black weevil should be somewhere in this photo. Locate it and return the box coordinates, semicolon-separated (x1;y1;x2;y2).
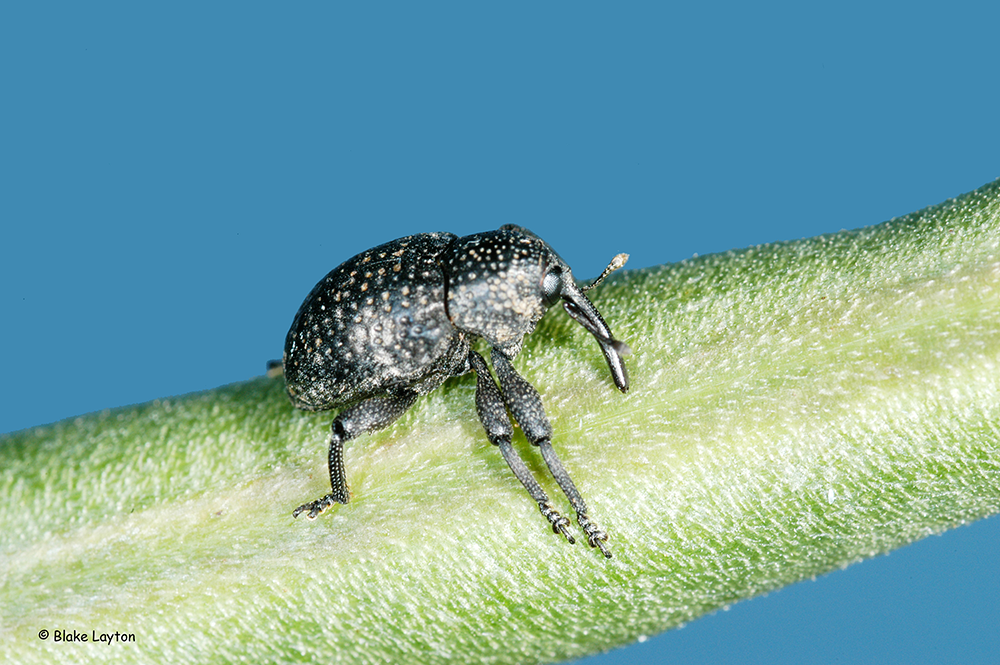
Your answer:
282;224;629;557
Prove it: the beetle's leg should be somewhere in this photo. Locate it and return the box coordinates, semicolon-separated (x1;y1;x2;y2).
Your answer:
468;350;574;545
292;389;419;520
535;440;611;558
491;349;612;558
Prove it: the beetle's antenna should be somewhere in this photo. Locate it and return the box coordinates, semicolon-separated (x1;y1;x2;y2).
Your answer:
583;253;629;292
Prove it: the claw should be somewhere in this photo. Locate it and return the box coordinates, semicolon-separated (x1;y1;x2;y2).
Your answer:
292;494;340;520
578;514;612;558
540;503;576;545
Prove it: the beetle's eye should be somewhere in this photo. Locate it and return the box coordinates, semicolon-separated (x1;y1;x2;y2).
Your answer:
542;267;563;306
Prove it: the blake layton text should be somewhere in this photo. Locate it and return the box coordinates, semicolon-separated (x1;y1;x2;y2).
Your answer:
48;630;135;644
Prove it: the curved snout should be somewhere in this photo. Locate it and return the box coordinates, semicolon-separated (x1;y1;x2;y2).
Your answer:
561;284;630;393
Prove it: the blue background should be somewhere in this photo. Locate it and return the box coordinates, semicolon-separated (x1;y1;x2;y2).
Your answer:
3;3;998;663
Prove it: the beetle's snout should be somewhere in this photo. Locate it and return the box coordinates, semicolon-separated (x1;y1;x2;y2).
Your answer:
561;283;630;393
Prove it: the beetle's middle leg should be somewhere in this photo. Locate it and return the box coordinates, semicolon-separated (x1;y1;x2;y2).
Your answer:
491;349;611;558
468;350;574;545
292;388;419;520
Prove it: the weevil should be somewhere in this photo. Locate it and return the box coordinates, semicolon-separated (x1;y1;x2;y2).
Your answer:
283;224;629;557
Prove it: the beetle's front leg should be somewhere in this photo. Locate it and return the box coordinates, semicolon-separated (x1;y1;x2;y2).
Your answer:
468;350;574;545
293;389;418;520
491;349;612;558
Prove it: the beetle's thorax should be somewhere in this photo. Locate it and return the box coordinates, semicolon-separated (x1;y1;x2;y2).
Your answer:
443;228;563;353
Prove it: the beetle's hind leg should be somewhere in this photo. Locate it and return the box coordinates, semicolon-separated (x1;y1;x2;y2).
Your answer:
491;349;612;558
292;389;419;520
468;351;575;545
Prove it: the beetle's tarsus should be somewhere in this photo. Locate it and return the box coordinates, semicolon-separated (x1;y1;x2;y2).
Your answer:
540;504;575;544
578;513;612;558
292;493;346;520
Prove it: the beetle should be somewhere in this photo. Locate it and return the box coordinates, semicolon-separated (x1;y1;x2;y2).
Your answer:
283;224;629;557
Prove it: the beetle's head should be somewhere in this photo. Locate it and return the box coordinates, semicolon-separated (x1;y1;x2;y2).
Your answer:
444;225;629;392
